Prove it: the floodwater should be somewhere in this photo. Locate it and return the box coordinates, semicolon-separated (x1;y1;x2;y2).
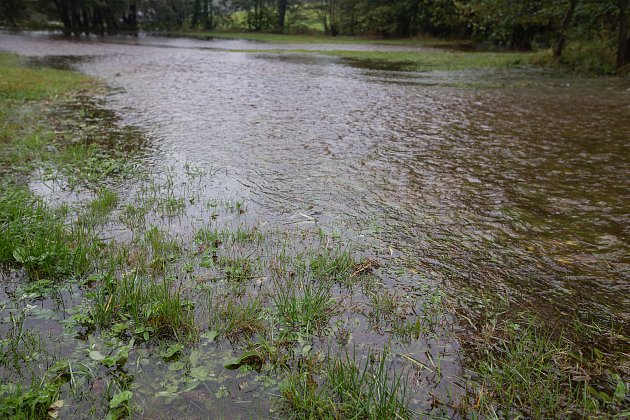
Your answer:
1;30;629;416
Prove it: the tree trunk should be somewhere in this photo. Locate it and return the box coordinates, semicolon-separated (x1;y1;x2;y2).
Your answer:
54;0;72;35
129;2;138;32
553;0;578;58
204;0;213;30
277;0;287;32
510;26;534;50
617;1;629;68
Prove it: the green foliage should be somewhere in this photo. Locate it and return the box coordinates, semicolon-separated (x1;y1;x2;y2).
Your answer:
87;188;119;221
0;361;69;419
468;316;630;418
558;38;618;74
281;349;409;419
0;382;62;419
0;186;93;278
308;248;354;284
0;53;89;100
273;277;334;335
461;0;559;49
91;273;196;341
212;297;267;339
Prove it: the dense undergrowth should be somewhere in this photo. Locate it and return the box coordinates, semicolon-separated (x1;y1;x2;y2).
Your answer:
1;51;628;419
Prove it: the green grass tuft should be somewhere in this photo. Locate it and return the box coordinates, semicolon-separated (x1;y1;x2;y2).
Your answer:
0;185;94;278
0;53;91;101
91;273;196;342
282;349;409;419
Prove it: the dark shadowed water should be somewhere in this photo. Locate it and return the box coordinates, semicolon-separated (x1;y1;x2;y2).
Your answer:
1;30;629;416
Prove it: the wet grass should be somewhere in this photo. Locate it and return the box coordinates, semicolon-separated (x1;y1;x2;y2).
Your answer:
454;302;630;418
242;48;534;71
281;349;410;419
86;187;119;222
273;277;335;335
0;186;95;278
170;31;466;47
91;273;196;342
212;296;267;340
330;49;533;71
0;53;90;100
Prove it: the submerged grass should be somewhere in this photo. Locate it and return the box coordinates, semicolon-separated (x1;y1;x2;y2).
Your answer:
91;273;196;342
172;30;471;48
273;277;335;335
281;349;410;419
458;311;630;418
0;185;95;279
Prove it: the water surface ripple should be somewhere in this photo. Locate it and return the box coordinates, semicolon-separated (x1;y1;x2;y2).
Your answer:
2;31;629;328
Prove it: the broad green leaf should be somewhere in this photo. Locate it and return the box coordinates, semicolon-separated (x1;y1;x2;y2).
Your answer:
161;343;184;361
201;330;218;343
614;378;627;401
223;351;263;371
109;390;132;409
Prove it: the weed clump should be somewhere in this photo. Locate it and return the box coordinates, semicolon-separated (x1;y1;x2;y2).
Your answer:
462;314;630;418
91;273;196;342
0;185;94;278
281;349;409;419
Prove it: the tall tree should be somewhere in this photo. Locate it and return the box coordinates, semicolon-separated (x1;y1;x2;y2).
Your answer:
554;0;578;57
277;0;287;31
617;0;629;68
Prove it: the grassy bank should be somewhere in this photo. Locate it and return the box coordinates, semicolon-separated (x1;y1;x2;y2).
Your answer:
169;30;466;47
176;31;630;74
243;48;533;71
1;51;628;419
176;31;533;71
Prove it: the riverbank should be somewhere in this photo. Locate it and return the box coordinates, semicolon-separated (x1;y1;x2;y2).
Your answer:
175;30;535;71
1;51;628;418
168;30;469;47
174;31;629;75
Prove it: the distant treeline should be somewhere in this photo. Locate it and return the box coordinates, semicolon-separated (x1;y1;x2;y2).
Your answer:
1;0;629;69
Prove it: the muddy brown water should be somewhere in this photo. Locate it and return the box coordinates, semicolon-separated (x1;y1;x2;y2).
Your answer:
1;31;629;417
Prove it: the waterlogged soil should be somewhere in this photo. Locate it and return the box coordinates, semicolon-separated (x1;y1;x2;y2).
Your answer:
1;31;629;417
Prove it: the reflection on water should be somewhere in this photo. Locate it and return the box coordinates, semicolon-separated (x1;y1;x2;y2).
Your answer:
1;29;629;414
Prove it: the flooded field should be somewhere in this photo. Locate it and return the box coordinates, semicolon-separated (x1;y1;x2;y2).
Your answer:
1;31;629;418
